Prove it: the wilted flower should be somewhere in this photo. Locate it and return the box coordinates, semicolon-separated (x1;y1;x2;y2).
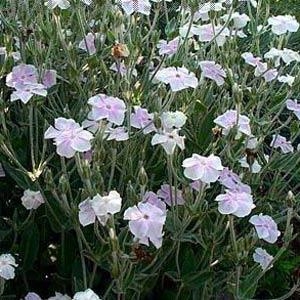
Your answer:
270;134;294;153
124;202;166;249
286;99;300;119
268;15;299;35
157;184;185;206
151;128;185;155
88;94;126;125
131;106;156;134
21;189;45;210
154;66;198;92
182;154;223;183
253;248;273;270
111;43;130;59
199;60;227;86
79;33;96;55
44;118;93;158
0;254;18;280
44;0;70;9
157;37;180;56
120;0;151;15
214;110;251;136
79;191;122;226
249;213;281;243
215;189;255;217
73;289;101;300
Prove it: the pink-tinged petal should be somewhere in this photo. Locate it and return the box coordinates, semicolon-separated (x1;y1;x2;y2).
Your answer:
56;140;76;158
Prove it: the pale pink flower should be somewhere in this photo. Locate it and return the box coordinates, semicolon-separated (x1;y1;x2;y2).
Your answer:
6;64;38;88
42;69;57;88
197;24;230;46
268;15;299;35
25;293;42;300
110;62;137;77
79;33;96;55
271;134;294;153
124;202;166;249
157;37;180;56
253;248;273;270
88;94;126;125
154;66;198;92
193;2;224;21
142;191;166;212
190;180;206;192
241;52;263;67
0;254;18;280
121;0;151;15
218;168;251;193
44;117;94;158
249;213;281;243
214;110;251;136
105;126;129;141
131;106;156;134
262;68;278;82
10;83;47;104
21;189;45;210
199;60;226;86
215;189;255;217
151;128;185;155
182;154;223;183
79;191;122;226
157;184;185;206
286;99;300;119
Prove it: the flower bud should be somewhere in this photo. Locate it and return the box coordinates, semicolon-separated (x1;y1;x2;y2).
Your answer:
138;166;148;187
58;174;69;194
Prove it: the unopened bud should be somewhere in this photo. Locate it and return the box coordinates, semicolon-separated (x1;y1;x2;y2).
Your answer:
58;174;69;194
138;166;148;187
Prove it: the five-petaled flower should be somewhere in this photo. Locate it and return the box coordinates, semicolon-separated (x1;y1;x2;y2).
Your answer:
124;202;166;249
253;248;273;271
182;154;224;183
0;253;18;280
21;189;45;210
44;117;93;158
249;213;281;243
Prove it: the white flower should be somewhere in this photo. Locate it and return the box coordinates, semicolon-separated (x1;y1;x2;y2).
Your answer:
160;111;187;129
21;189;45;210
120;0;151;16
268;15;299;35
222;12;250;29
73;289;101;300
0;254;18;280
278;75;295;86
79;191;122;226
44;0;70;9
239;156;262;173
151;129;185;155
253;248;273;270
25;293;42;300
